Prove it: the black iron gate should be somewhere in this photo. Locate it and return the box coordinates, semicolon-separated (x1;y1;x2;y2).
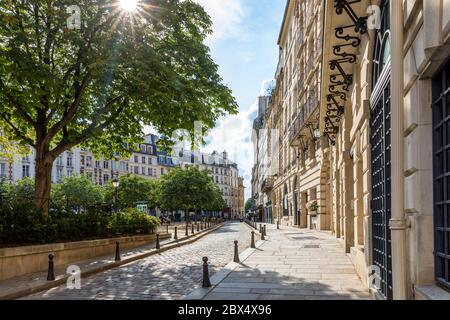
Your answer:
432;61;450;290
370;68;393;300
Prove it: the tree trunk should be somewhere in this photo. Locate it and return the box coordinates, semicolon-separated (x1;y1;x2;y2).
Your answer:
34;146;54;216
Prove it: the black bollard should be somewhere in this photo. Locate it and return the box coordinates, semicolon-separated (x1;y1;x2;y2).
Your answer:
192;223;195;234
259;224;262;234
261;229;265;240
264;225;267;237
115;241;121;261
156;233;160;249
47;254;55;281
185;223;189;236
202;257;212;288
174;226;178;240
251;231;256;248
233;240;240;263
166;224;169;234
277;220;280;229
197;223;200;232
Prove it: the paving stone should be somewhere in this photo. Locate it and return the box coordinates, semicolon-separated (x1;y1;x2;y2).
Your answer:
21;222;250;300
202;224;370;301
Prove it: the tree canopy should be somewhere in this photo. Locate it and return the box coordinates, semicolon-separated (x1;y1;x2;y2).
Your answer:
245;198;253;213
52;175;105;211
0;0;238;213
159;166;225;214
110;174;160;210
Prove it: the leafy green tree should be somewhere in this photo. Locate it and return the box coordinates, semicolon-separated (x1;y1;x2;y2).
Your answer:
207;183;226;212
109;174;159;210
0;0;238;214
245;198;253;213
159;166;222;218
52;175;105;212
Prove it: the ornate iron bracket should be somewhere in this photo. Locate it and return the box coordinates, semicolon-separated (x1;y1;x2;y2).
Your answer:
323;0;367;146
334;0;368;34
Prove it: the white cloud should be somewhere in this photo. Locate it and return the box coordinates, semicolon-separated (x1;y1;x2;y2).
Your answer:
194;0;247;43
203;79;273;199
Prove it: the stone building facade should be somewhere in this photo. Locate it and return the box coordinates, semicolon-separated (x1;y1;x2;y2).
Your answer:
254;0;328;229
252;0;450;299
319;0;450;300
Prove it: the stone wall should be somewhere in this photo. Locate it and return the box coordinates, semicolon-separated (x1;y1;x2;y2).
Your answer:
0;233;170;281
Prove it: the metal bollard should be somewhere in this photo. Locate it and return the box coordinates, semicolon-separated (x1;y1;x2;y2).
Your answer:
166;224;169;234
47;254;55;281
259;224;262;234
233;240;240;263
115;241;121;261
251;231;256;248
174;226;178;240
264;225;267;237
192;223;195;234
156;233;160;249
202;257;212;288
185;223;189;236
197;223;200;232
261;229;265;241
277;220;280;229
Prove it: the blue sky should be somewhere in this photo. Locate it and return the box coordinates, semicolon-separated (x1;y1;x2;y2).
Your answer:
196;0;286;199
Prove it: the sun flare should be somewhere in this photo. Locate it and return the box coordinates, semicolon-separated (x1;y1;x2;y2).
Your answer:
119;0;139;12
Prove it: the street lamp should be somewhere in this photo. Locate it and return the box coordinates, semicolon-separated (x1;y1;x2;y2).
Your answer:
112;177;120;211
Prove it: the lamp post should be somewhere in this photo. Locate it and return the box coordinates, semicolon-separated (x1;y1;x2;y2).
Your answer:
112;177;120;212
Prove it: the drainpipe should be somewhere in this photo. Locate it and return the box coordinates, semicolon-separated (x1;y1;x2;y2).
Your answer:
389;0;409;300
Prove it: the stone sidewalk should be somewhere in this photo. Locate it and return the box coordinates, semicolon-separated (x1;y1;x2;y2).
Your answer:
198;224;371;300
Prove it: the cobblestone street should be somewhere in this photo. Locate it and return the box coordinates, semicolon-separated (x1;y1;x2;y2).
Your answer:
22;222;251;300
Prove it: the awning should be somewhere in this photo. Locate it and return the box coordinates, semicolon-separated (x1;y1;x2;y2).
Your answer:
320;0;371;145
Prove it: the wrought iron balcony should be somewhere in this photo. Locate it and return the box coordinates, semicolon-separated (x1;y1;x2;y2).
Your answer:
289;95;318;147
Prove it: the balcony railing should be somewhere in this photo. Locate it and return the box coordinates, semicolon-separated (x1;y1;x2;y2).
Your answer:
289;94;318;146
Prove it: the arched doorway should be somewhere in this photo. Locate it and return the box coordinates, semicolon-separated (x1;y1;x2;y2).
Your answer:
369;0;393;300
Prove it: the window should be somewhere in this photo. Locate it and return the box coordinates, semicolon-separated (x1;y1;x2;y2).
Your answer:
22;165;30;178
57;156;63;166
149;157;152;165
142;156;146;164
67;169;73;177
95;160;100;168
67;153;73;167
56;167;63;182
103;161;109;169
432;60;450;291
148;168;152;176
142;167;146;175
80;155;85;166
153;169;157;176
22;156;30;162
120;161;126;172
104;174;110;184
134;155;139;163
0;163;6;178
134;167;139;174
86;156;92;167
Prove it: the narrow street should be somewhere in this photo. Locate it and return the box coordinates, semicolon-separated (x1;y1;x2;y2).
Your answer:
22;222;251;300
21;222;371;300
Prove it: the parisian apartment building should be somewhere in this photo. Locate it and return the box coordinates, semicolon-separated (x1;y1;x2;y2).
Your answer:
251;0;450;300
0;134;245;217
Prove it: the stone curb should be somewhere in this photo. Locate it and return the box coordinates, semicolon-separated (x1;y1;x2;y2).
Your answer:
1;222;226;300
183;231;268;300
